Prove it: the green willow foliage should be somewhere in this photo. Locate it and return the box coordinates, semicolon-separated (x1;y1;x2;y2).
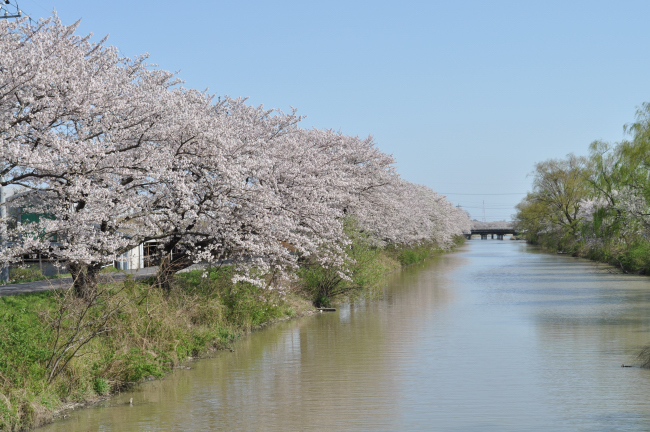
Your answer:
515;103;650;274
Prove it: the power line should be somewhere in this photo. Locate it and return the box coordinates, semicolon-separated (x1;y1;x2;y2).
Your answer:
0;0;22;19
22;0;49;14
0;0;39;26
462;206;515;210
439;192;527;196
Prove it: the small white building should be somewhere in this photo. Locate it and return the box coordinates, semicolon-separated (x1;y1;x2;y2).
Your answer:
114;241;166;270
114;244;145;270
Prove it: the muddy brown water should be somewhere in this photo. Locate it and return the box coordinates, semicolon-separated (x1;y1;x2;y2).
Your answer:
38;241;650;431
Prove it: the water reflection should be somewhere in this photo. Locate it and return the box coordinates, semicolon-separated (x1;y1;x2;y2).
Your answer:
40;241;650;431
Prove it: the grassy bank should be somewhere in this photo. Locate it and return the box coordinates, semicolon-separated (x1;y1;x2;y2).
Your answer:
523;232;650;275
0;239;458;431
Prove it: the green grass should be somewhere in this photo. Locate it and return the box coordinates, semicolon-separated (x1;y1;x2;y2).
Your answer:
396;245;433;266
0;292;57;429
529;230;650;275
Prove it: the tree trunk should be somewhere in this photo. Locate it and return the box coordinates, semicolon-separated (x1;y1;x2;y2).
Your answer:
155;253;194;290
69;262;102;300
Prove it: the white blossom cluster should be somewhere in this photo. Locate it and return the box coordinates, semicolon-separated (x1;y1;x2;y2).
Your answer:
0;16;471;288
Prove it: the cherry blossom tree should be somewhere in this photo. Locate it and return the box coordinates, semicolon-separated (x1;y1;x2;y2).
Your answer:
0;14;472;298
0;15;179;297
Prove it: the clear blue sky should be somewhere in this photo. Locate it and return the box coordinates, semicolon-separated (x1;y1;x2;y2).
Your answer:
9;0;650;221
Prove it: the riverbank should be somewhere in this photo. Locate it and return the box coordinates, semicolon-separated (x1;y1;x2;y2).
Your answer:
522;233;650;275
0;240;459;431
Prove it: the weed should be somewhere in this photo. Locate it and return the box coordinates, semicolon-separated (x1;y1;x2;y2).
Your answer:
93;378;110;395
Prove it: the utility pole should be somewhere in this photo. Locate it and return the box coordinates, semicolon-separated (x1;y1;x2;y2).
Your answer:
0;1;22;283
0;176;7;283
0;0;22;19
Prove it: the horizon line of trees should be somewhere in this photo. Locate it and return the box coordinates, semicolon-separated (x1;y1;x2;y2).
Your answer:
0;15;472;298
514;102;650;272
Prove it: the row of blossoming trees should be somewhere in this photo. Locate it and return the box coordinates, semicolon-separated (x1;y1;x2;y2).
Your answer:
0;16;471;298
514;103;650;272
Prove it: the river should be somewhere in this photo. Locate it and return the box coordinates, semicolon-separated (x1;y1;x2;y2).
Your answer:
39;240;650;431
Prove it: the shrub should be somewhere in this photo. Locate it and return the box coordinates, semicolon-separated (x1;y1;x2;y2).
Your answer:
93;378;110;395
618;241;650;274
298;226;401;307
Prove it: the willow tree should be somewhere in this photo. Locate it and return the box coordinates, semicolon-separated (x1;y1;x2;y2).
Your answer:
530;155;590;235
514;155;590;247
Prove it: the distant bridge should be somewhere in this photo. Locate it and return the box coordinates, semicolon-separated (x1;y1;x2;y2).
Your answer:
465;228;518;240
